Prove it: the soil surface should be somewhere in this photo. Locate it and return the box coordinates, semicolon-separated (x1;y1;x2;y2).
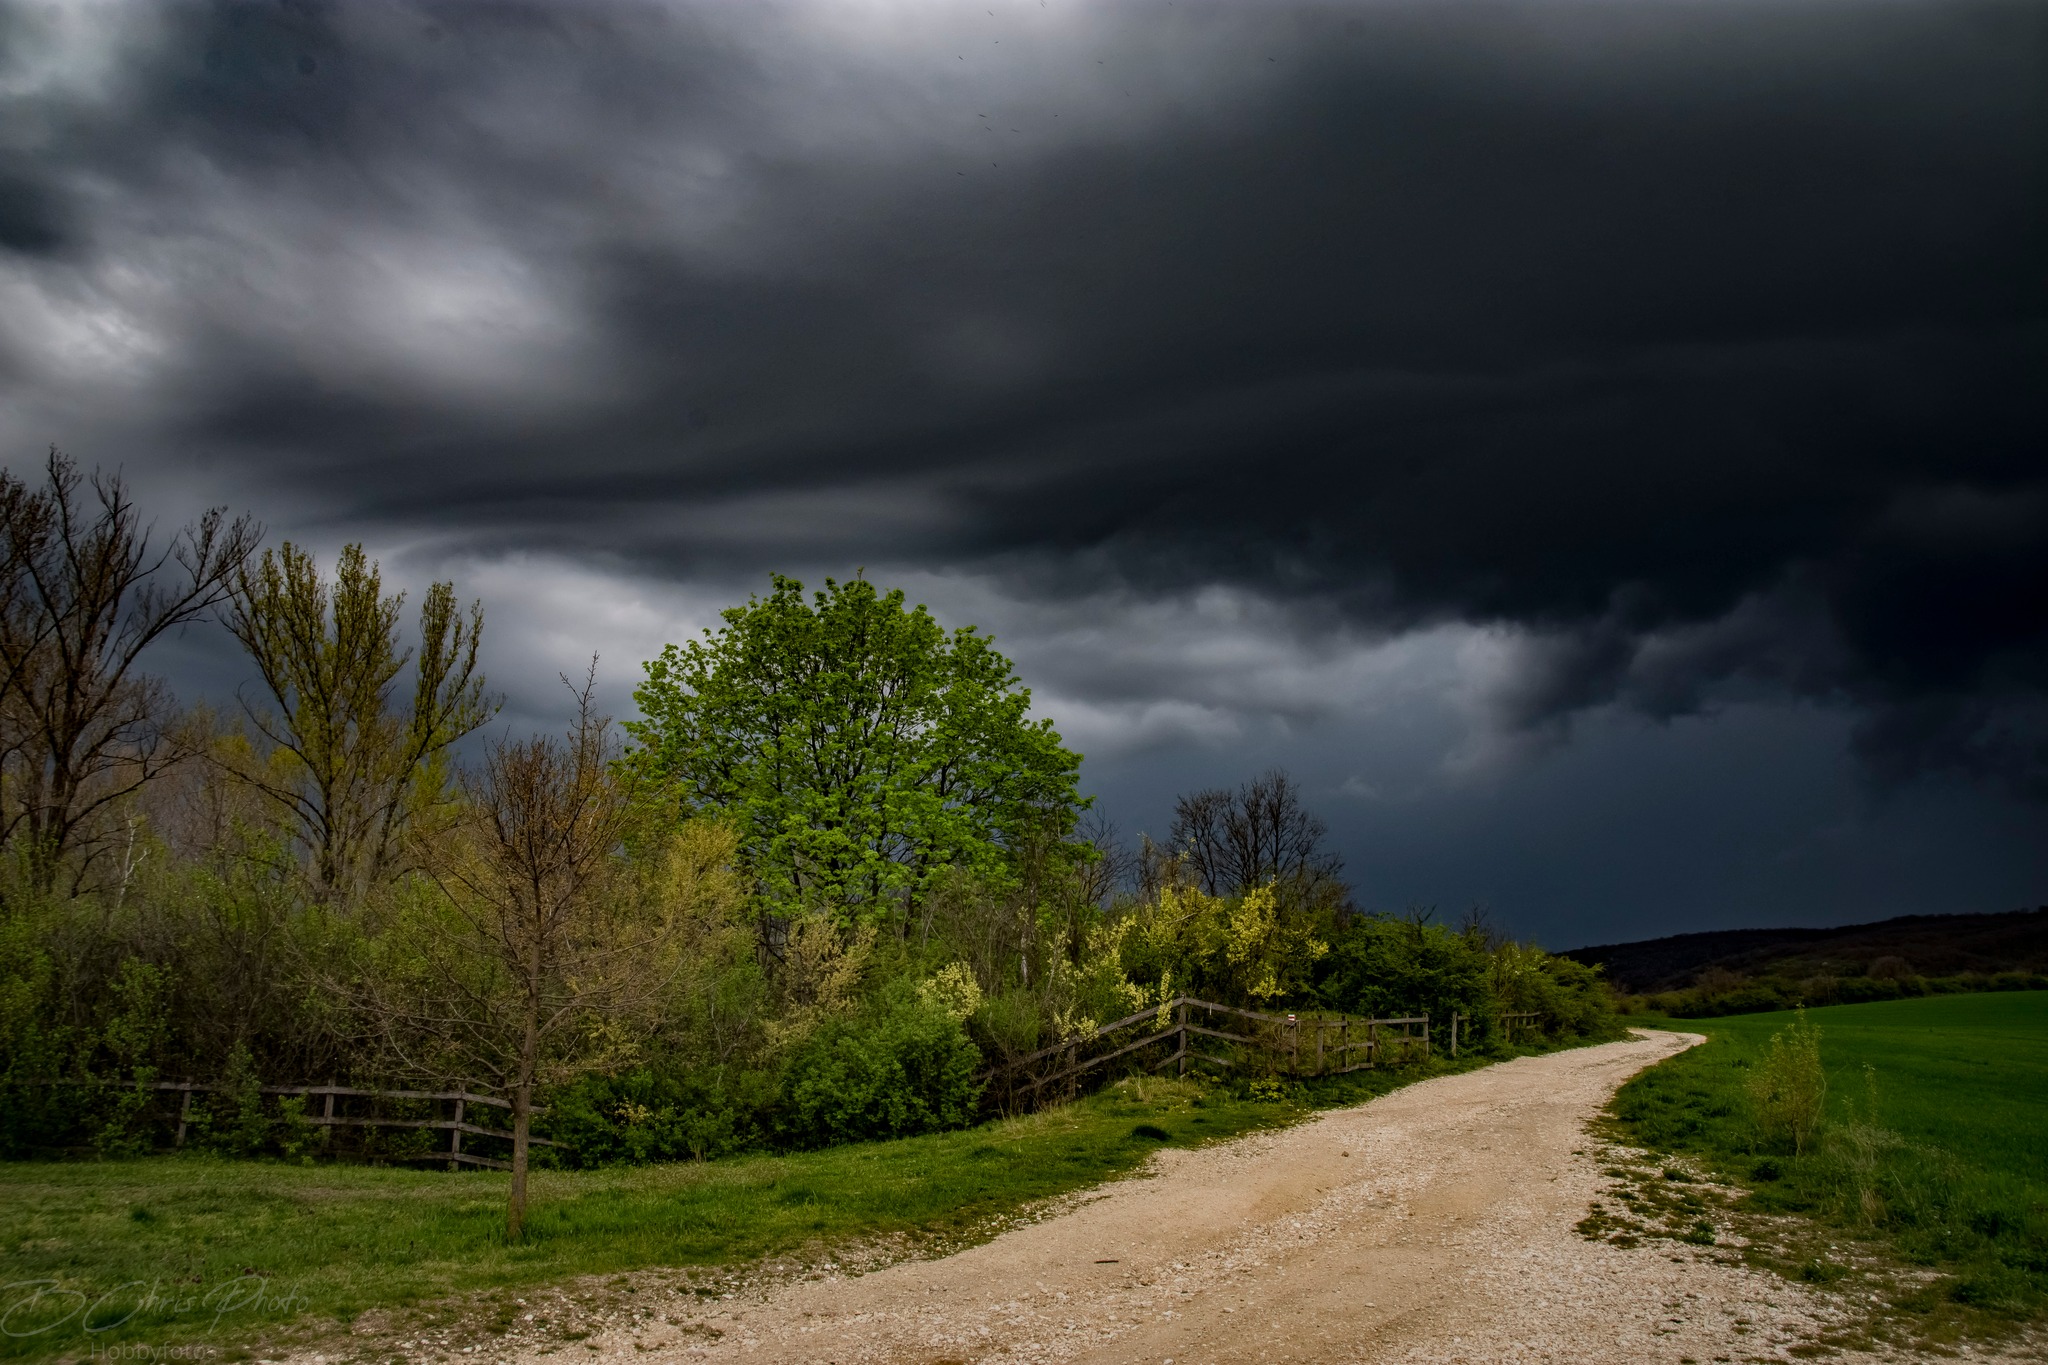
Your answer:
366;1032;2031;1364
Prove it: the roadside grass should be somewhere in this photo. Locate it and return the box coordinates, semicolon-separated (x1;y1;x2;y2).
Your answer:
1605;993;2048;1345
0;1041;1560;1362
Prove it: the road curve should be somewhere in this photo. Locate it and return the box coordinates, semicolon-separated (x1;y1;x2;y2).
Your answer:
539;1031;1928;1364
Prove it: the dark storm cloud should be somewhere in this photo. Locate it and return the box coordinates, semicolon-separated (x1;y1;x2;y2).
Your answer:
3;0;2044;795
0;165;68;254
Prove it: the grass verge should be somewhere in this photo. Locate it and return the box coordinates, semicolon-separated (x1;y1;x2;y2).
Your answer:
0;1042;1559;1363
1598;993;2048;1349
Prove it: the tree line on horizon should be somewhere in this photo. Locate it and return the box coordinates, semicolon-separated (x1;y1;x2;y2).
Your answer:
0;451;1612;1237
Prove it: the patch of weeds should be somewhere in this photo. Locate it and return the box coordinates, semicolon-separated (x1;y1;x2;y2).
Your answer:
1576;1148;1738;1256
1796;1257;1847;1285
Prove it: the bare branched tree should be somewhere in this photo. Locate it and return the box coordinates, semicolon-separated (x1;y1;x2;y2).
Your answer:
1168;769;1348;909
379;664;710;1240
0;449;259;891
225;541;496;902
1071;810;1134;909
1054;810;1133;965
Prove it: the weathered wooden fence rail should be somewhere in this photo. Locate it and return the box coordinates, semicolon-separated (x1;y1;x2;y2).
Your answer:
1497;1011;1540;1041
143;1081;553;1170
977;996;1448;1115
49;1006;1555;1160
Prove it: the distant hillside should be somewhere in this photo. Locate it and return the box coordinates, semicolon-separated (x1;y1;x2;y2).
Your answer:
1564;907;2048;995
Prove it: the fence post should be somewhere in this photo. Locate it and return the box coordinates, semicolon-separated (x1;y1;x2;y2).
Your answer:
1315;1018;1325;1075
1450;1012;1459;1058
450;1097;465;1169
1423;1014;1431;1059
175;1085;192;1148
322;1086;335;1148
1177;999;1188;1079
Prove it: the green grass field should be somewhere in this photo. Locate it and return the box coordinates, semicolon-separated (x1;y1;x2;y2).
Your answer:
1610;992;2048;1327
0;1050;1547;1363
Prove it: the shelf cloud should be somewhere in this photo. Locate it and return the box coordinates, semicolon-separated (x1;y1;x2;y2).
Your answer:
3;0;2042;940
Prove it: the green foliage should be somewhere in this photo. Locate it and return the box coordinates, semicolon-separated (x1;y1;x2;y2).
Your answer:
1608;992;2048;1327
225;541;494;901
186;1043;274;1157
183;1063;320;1163
91;958;171;1156
1314;913;1485;1023
0;839;365;1156
1305;912;1614;1046
1505;950;1617;1039
626;574;1084;927
966;985;1045;1065
782;982;985;1147
274;1095;316;1162
1119;877;1328;1004
0;910;70;1155
542;1067;777;1165
1748;1007;1828;1155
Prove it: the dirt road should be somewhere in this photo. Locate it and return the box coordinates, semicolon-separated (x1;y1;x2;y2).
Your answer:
495;1032;1933;1364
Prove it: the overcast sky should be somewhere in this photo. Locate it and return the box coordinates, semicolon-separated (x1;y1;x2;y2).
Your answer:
3;0;2044;947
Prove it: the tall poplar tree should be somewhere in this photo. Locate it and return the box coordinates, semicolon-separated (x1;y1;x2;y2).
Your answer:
226;542;495;901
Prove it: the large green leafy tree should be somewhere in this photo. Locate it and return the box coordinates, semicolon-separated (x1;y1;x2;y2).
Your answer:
626;575;1084;934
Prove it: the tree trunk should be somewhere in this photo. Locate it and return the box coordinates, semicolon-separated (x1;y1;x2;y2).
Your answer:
507;1079;531;1242
508;999;539;1242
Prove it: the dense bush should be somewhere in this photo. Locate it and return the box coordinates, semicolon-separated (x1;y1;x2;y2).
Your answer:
1313;915;1487;1022
543;1066;778;1165
780;983;984;1148
1308;916;1614;1046
0;854;366;1157
1511;951;1617;1039
1119;879;1330;1004
2;836;1619;1165
1747;1009;1828;1155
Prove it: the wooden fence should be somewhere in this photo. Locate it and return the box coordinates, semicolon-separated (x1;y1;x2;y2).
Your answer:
62;1003;1554;1160
1444;1010;1540;1055
1497;1011;1541;1041
978;996;1437;1114
146;1081;554;1171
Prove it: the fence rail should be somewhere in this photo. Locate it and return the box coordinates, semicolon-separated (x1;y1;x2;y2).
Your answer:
47;1004;1552;1161
1498;1011;1541;1041
142;1080;552;1171
978;996;1452;1114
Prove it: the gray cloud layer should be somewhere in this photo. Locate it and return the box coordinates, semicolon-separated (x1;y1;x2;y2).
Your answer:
3;0;2043;938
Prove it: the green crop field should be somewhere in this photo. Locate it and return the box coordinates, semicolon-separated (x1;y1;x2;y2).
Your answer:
1610;992;2048;1331
0;1049;1550;1364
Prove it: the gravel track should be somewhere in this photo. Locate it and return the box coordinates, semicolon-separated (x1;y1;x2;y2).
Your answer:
422;1032;2028;1364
